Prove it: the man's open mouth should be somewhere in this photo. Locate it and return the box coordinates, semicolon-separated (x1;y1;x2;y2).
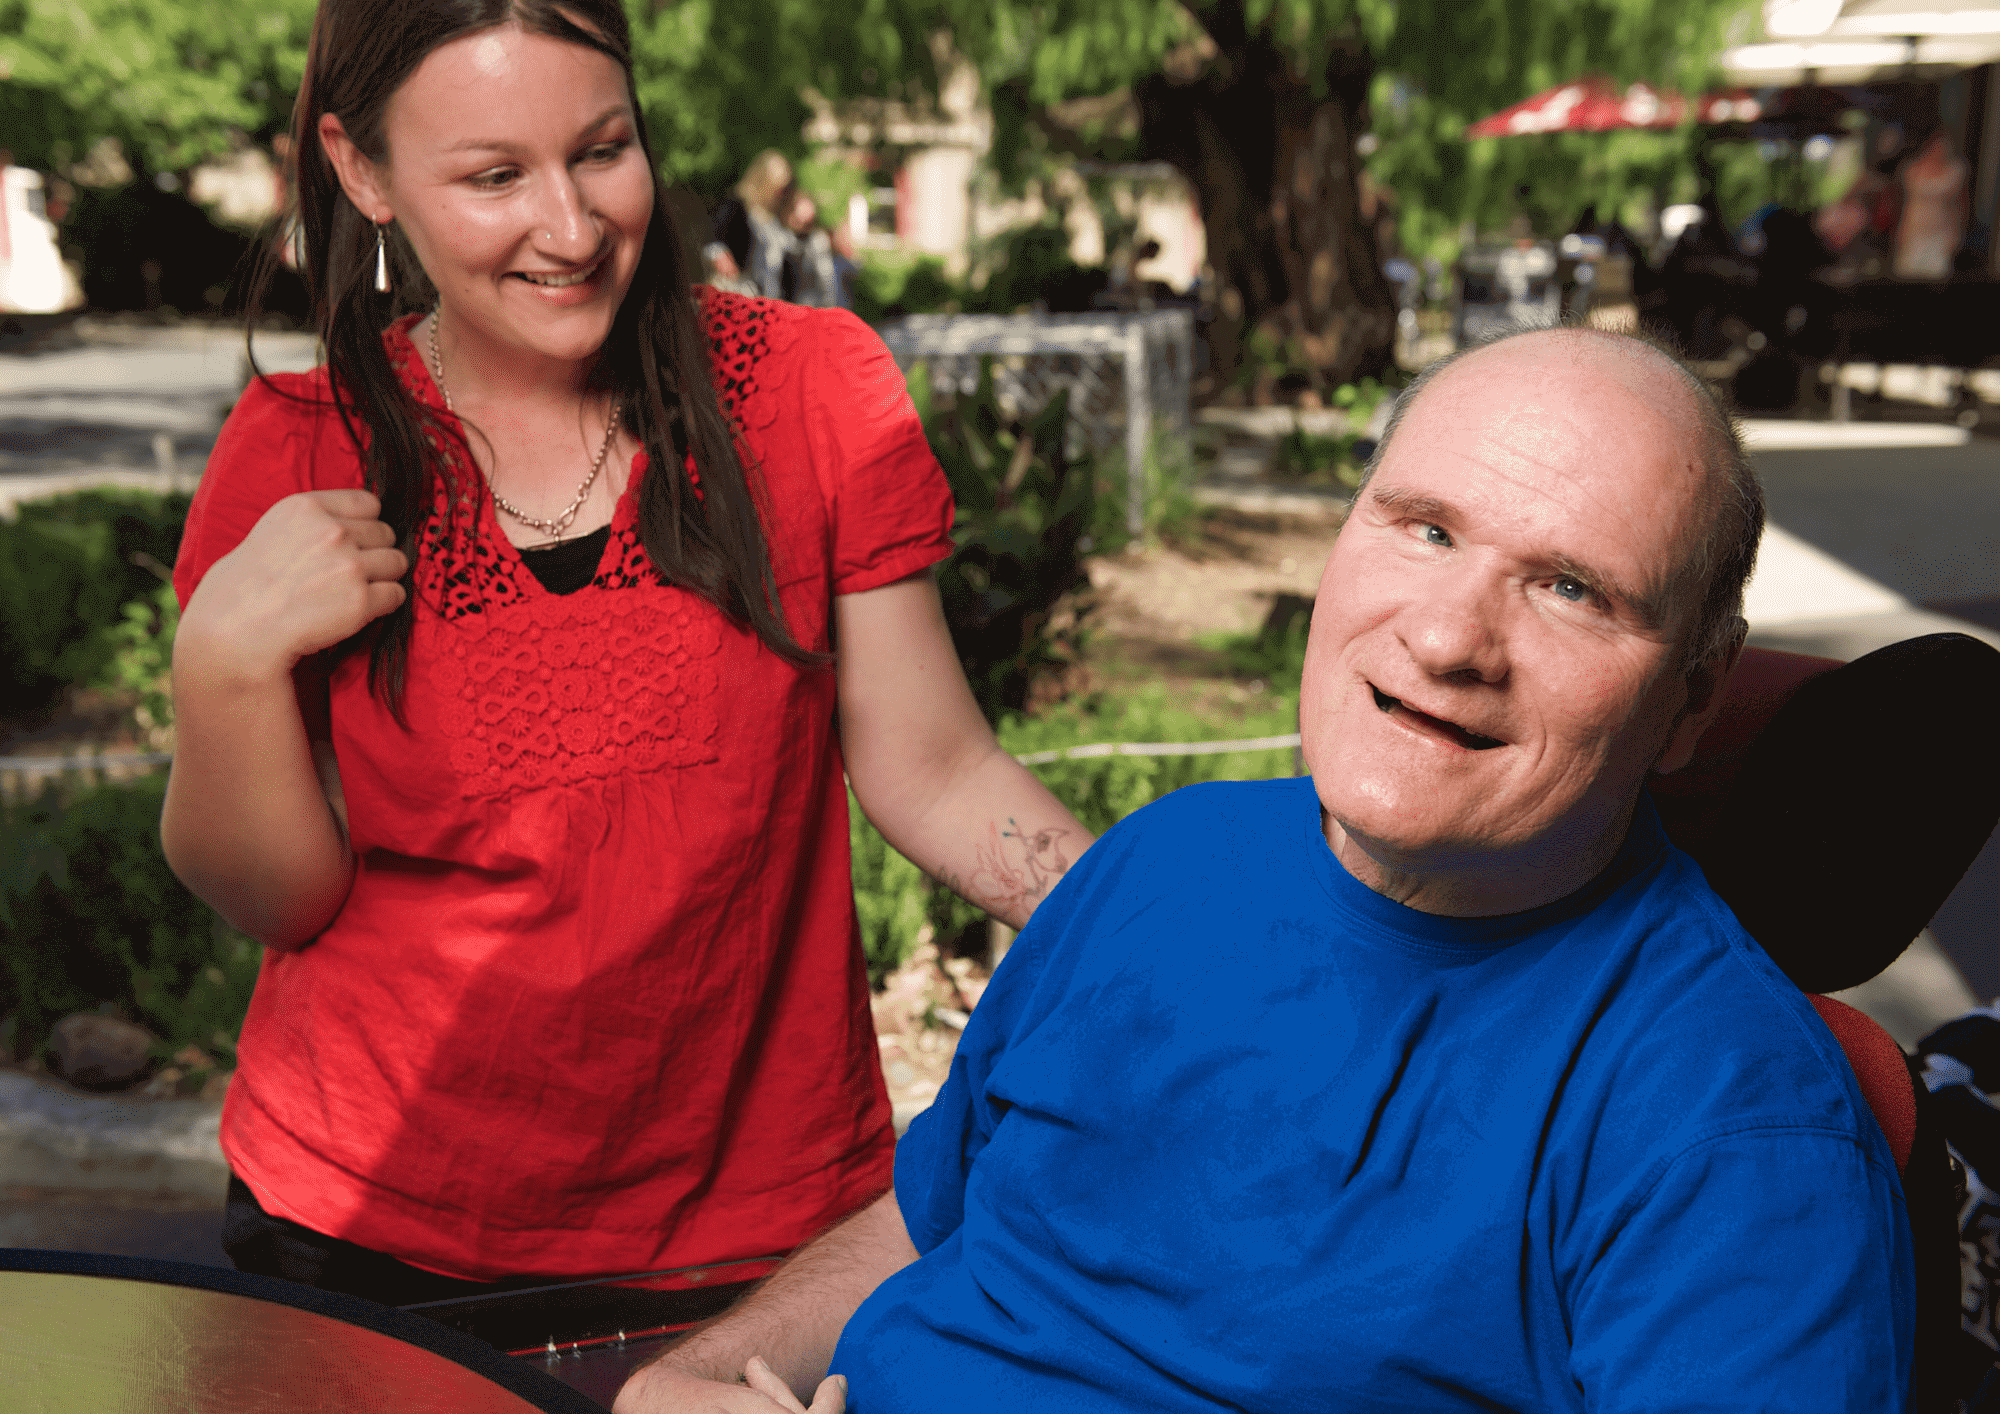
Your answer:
1371;686;1504;751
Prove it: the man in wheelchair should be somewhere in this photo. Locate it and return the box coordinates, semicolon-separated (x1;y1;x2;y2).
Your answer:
619;328;1918;1413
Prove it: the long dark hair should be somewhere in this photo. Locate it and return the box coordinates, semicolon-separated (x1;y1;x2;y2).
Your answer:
243;0;823;719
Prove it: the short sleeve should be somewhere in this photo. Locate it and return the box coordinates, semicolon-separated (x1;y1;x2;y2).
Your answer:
796;309;955;596
174;371;362;610
1569;1128;1912;1412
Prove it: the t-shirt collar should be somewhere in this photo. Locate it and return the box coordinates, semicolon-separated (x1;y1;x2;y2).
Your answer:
1293;775;1669;952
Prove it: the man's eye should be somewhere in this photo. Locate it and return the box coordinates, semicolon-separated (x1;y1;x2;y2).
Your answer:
1420;524;1452;547
1552;575;1592;603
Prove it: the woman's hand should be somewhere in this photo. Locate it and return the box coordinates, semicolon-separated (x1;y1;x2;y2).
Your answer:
178;489;407;684
163;490;406;947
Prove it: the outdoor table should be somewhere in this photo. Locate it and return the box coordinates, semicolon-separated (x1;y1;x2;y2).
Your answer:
0;1248;608;1412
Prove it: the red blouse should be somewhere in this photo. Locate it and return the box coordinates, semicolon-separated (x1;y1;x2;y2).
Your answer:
175;291;955;1280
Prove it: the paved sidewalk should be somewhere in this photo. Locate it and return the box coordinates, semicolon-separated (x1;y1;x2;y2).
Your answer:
0;319;317;515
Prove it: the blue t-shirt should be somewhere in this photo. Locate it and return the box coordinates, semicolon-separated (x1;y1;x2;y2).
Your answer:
831;777;1912;1412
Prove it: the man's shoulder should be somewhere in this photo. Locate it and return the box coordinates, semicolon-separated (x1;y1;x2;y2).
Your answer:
1103;775;1313;844
1573;846;1888;1169
1065;776;1317;892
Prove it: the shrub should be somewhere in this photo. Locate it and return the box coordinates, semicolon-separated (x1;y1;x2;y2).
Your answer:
969;221;1105;315
1093;423;1202;552
0;488;190;723
0;770;259;1066
852;249;964;323
95;581;179;749
1200;595;1314;693
917;360;1095;723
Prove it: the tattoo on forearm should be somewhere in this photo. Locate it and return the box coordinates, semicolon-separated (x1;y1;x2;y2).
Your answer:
948;817;1074;921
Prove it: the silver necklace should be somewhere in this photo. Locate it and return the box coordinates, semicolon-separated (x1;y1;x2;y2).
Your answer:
428;306;619;544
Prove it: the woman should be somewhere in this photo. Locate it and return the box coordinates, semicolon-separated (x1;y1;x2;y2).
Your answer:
164;0;1091;1309
705;150;794;299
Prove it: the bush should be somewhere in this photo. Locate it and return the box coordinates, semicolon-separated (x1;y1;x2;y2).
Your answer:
1201;595;1314;692
1093;424;1202;552
1269;380;1389;486
917;360;1095;723
0;488;190;723
852;249;964;323
0;770;259;1066
970;221;1105;315
96;581;179;748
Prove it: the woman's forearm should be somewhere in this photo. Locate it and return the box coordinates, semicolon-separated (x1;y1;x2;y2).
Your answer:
835;574;1096;932
162;488;409;949
859;742;1092;931
161;636;354;950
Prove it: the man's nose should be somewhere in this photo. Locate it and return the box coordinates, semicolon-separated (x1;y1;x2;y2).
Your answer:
532;172;599;262
1399;565;1509;684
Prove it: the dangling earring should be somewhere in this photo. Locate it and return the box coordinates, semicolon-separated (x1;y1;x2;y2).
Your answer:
374;223;390;294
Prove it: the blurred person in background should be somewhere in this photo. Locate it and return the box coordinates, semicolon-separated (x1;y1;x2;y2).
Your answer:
163;0;1090;1315
778;187;841;309
705;149;792;298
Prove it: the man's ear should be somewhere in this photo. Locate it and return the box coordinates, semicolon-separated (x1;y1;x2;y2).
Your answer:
1653;616;1747;776
317;112;391;225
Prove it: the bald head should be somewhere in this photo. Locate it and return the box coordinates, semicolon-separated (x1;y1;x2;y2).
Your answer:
1360;328;1762;672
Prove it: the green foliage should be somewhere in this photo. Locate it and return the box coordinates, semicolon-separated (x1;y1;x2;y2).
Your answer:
1200;602;1314;693
1001;686;1300;835
0;771;259;1065
97;582;179;749
852;249;964;323
0;489;189;722
1092;423;1199;552
851;787;935;987
970;220;1094;314
791;154;873;229
918;360;1095;723
1270;380;1384;484
624;0;935;197
0;0;314;174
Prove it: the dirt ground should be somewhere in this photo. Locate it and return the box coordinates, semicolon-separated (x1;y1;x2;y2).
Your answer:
872;503;1345;1114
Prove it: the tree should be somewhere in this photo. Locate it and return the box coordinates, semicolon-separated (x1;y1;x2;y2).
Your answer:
928;0;1750;393
0;0;313;175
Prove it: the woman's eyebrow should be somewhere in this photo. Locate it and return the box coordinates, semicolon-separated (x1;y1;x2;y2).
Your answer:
443;105;630;155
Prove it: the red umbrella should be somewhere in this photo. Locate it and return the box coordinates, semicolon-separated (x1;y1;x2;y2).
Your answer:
1465;78;1767;137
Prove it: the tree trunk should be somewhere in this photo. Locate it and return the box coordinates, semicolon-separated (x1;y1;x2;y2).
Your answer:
1135;5;1396;399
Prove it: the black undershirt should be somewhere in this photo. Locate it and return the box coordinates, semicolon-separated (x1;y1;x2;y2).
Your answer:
515;523;611;595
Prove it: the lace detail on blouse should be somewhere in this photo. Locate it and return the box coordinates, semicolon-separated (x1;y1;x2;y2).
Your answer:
699;286;801;434
391;296;777;621
378;301;770;796
428;593;723;799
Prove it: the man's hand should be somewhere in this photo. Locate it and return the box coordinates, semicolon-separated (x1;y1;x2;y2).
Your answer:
612;1356;845;1414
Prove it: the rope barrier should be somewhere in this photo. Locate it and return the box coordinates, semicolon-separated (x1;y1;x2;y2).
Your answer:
1014;733;1301;766
0;752;173;773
